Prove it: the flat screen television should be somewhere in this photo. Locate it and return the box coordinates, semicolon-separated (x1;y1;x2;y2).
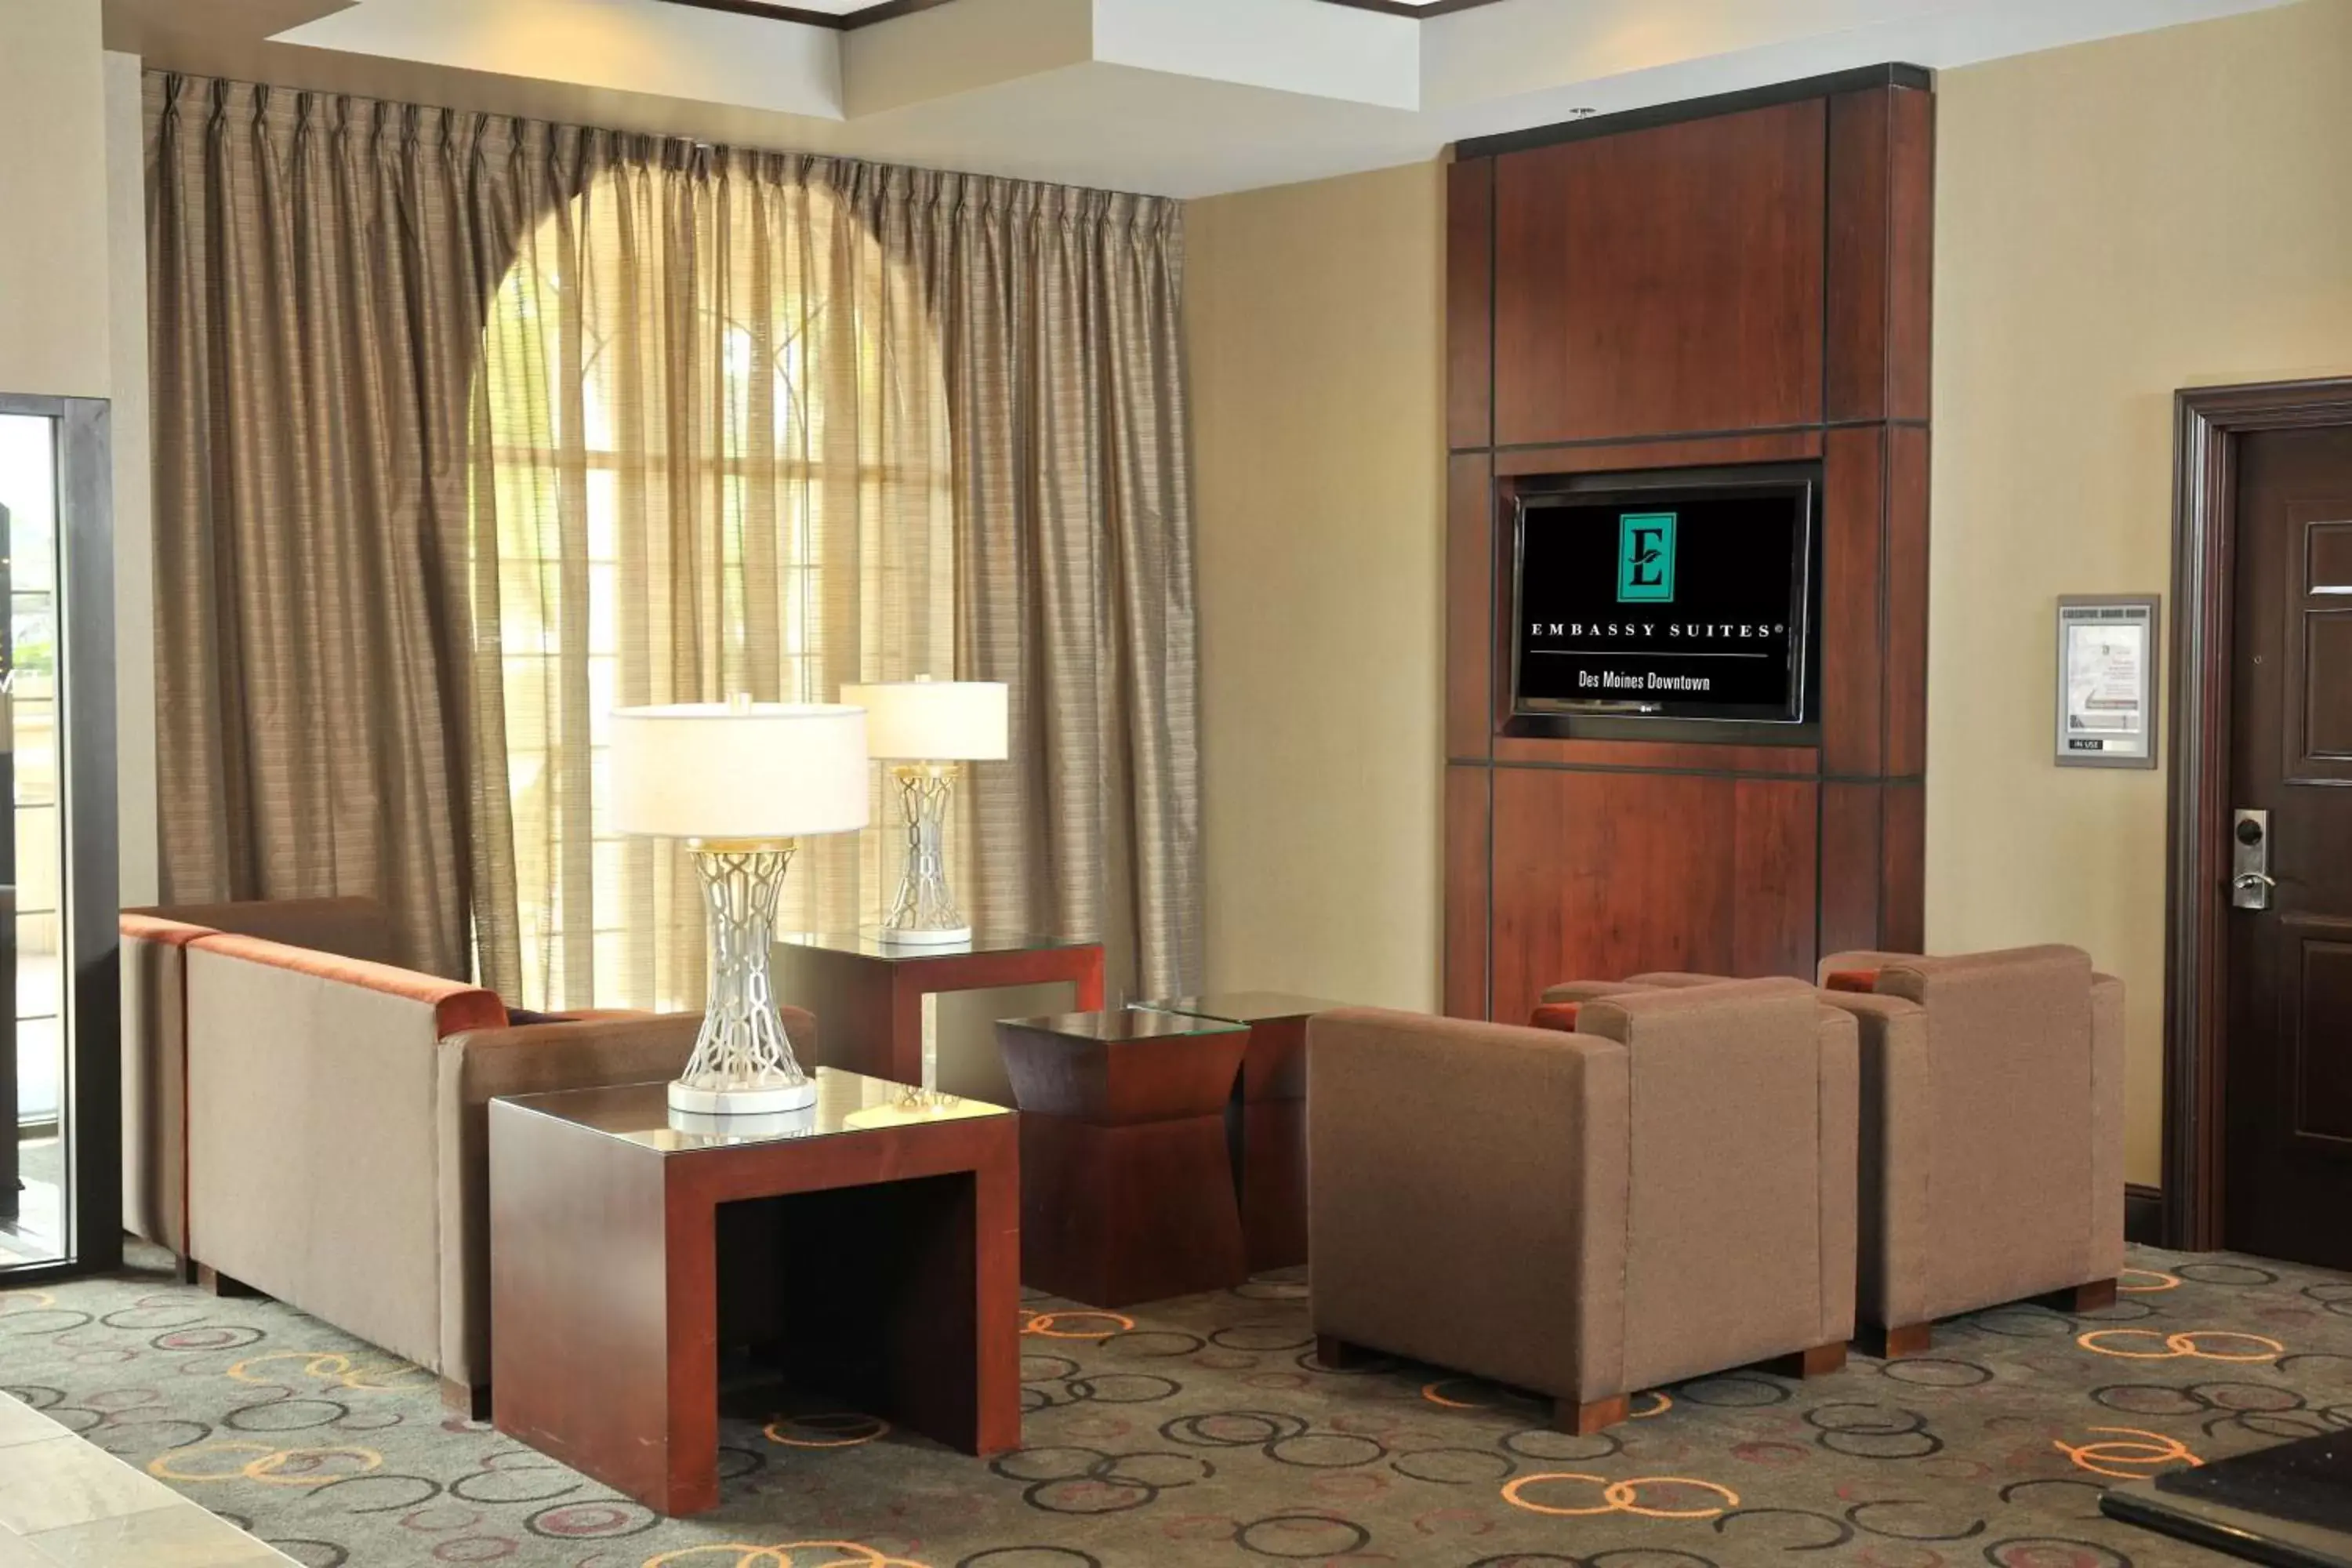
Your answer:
1511;475;1818;726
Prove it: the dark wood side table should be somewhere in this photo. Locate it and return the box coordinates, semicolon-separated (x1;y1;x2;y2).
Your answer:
996;1011;1249;1308
1133;993;1341;1273
488;1071;1021;1517
775;931;1105;1089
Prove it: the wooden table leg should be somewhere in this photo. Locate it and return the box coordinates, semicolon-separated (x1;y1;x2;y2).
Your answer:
493;1110;709;1515
1073;948;1105;1012
972;1138;1022;1455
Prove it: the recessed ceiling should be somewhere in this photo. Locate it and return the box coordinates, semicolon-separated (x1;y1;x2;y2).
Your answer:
651;0;1517;25
105;0;2299;198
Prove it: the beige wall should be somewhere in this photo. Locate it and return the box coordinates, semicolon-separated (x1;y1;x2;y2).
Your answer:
0;0;111;399
1931;0;2352;1186
0;4;153;906
1185;162;1445;1010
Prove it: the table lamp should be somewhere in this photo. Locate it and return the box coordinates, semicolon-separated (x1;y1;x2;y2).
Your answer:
609;697;869;1115
837;678;1008;946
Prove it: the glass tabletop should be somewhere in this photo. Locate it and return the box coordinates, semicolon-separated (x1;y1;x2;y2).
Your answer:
1133;992;1351;1024
496;1068;1013;1154
777;931;1098;961
1000;1010;1248;1043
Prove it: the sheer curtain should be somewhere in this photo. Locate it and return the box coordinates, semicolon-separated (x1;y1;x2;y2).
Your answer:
477;149;956;1010
474;153;1202;1008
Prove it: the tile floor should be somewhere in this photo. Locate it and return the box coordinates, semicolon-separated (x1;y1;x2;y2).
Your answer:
0;1391;295;1567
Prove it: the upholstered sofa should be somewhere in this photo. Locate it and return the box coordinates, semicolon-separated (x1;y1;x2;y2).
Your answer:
1308;978;1857;1432
1542;944;2125;1354
125;901;818;1414
121;897;401;1261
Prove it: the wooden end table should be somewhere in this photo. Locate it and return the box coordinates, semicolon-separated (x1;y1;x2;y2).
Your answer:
996;1011;1248;1308
775;931;1105;1089
1133;993;1341;1272
488;1071;1020;1517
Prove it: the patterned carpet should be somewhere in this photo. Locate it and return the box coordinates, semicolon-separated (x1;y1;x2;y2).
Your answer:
4;1245;2350;1566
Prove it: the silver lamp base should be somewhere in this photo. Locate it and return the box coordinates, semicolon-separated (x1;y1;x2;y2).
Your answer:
879;764;973;948
672;838;820;1118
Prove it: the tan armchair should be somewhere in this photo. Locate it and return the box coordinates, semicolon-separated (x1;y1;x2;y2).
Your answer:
1308;978;1857;1433
121;897;399;1261
1812;945;2125;1353
179;930;817;1414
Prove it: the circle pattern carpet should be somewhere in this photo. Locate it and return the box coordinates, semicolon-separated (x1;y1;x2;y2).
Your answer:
5;1247;2349;1566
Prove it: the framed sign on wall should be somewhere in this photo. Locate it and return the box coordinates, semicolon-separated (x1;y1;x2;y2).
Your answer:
2055;595;2160;769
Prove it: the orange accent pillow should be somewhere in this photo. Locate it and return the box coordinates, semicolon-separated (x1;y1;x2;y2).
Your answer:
1530;1003;1582;1032
1824;970;1882;994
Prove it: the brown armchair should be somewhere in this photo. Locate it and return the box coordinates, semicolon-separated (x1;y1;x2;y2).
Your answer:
1813;945;2125;1352
1308;978;1857;1433
1544;946;2126;1355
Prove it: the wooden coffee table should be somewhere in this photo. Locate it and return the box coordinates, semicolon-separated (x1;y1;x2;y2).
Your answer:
488;1070;1020;1516
996;1010;1249;1308
1131;993;1342;1272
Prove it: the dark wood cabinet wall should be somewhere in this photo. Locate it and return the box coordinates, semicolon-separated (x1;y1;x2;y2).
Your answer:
1444;66;1934;1025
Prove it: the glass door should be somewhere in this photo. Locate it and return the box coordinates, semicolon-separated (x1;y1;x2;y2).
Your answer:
0;397;117;1280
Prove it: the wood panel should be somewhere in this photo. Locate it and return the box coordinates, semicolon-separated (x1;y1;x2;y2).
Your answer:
1492;737;1818;775
1447;158;1494;450
1489;768;1816;1022
1447;454;1494;757
1881;782;1926;953
1446;78;1929;1022
1734;779;1820;978
1885;424;1932;776
1886;86;1935;423
1494;100;1827;446
1818;781;1883;957
1820;426;1887;776
1444;765;1490;1019
1827;85;1934;423
1493;429;1823;477
1825;88;1893;423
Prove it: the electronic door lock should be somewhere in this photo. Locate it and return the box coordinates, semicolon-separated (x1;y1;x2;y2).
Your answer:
2231;808;2272;909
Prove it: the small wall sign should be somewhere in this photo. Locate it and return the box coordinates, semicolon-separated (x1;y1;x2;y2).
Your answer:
2055;595;2160;769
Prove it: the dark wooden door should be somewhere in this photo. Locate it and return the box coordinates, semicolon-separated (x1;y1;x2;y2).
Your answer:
2223;425;2352;1269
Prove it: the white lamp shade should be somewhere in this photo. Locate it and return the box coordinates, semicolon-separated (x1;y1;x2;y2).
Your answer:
608;702;870;839
837;681;1009;761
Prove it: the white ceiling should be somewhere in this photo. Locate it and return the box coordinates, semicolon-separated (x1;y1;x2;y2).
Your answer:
107;0;2296;198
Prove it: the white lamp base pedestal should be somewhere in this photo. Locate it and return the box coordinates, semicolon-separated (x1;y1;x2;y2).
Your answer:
666;1076;820;1116
873;924;974;947
670;838;822;1120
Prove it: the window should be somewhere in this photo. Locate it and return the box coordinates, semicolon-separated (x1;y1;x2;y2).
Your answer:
476;167;955;1011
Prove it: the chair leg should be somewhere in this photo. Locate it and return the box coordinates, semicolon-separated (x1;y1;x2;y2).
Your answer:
2038;1279;2118;1313
1315;1334;1377;1370
1762;1340;1848;1378
196;1265;257;1299
1555;1394;1629;1436
439;1377;491;1422
1856;1320;1933;1359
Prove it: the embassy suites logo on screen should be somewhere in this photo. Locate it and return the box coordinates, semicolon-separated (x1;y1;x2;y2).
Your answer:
1617;512;1675;602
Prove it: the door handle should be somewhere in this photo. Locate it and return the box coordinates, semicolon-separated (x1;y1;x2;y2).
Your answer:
2233;808;2273;909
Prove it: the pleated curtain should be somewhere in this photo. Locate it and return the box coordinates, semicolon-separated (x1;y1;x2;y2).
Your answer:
147;71;1202;1004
